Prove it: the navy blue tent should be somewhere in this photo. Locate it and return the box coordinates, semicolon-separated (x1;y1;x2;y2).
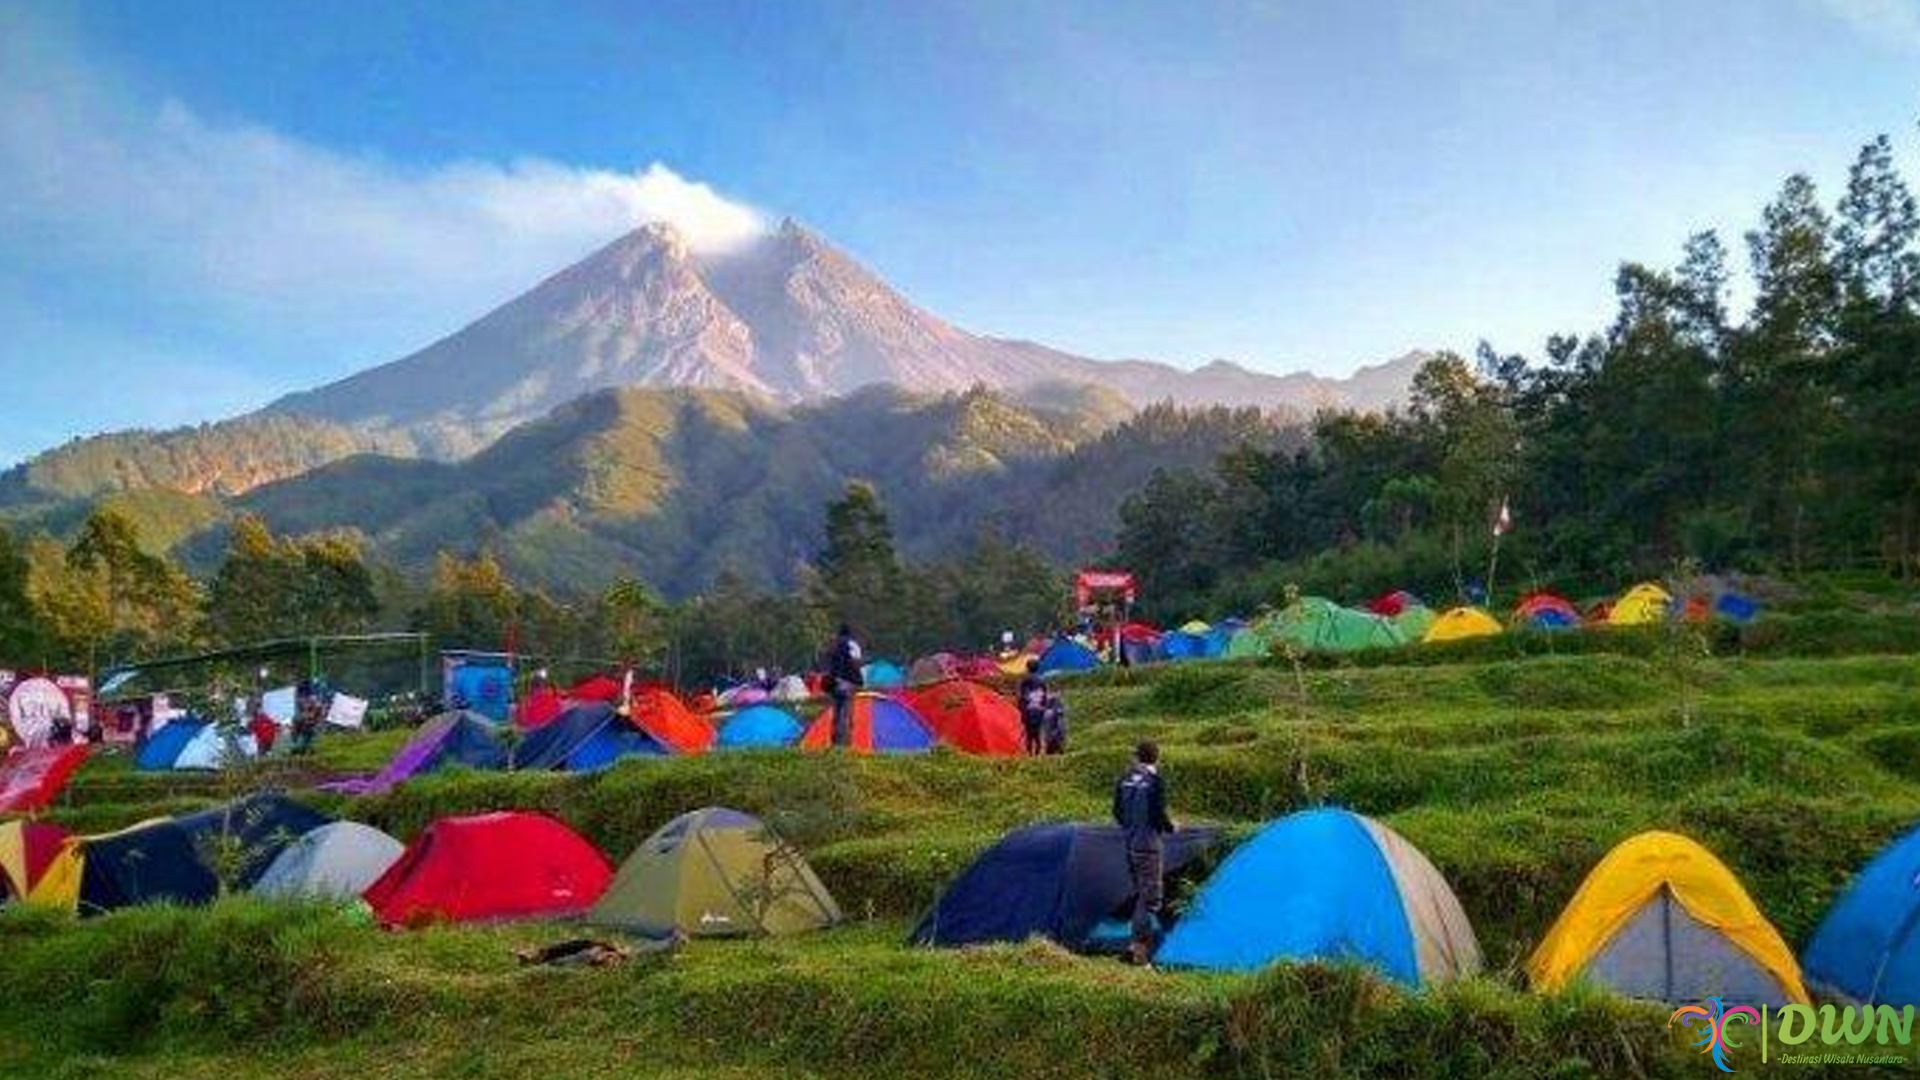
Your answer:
77;792;332;914
910;822;1220;951
134;718;208;770
1805;823;1920;1006
514;703;666;771
419;711;508;773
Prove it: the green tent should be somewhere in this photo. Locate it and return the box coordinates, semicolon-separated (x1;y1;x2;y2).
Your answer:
1391;604;1437;642
589;807;841;938
1222;628;1271;660
1262;597;1408;653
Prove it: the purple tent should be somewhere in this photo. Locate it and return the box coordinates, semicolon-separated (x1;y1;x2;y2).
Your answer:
322;711;506;795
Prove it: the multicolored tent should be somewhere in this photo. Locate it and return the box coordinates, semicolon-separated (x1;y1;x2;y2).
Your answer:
1264;597;1407;653
1803;823;1920;1007
589;807;840;938
906;680;1024;756
364;811;611;927
912;821;1220;951
801;694;936;754
0;820;67;898
251;821;405;901
1157;808;1480;984
325;711;505;795
0;744;89;813
1423;606;1504;643
1607;583;1674;626
1513;592;1582;629
716;704;806;749
31;794;331;915
1527;831;1808;1007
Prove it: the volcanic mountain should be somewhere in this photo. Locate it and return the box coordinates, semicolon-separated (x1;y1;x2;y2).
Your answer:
268;219;1423;456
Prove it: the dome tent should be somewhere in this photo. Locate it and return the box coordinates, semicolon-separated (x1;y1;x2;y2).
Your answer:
1265;597;1407;653
513;703;668;771
1608;583;1674;626
324;710;504;795
716;704;806;749
1803;823;1920;1007
1035;637;1100;675
252;821;405;901
1156;808;1480;984
1422;606;1504;643
589;807;840;938
912;821;1220;951
1527;831;1808;1007
904;679;1024;756
364;811;611;927
800;693;936;754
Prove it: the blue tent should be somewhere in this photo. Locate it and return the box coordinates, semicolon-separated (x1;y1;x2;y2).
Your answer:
1120;637;1162;666
1715;592;1761;624
1524;609;1580;630
134;718;209;770
1156;808;1482;984
911;822;1219;951
1160;631;1208;661
717;705;805;749
862;660;907;689
514;703;666;771
1805;824;1920;1006
77;793;331;914
417;711;508;772
1035;638;1100;675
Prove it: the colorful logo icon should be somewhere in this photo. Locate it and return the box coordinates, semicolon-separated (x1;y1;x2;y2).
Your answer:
1670;997;1761;1072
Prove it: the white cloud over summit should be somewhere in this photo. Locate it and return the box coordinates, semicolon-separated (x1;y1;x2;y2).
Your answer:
0;10;766;332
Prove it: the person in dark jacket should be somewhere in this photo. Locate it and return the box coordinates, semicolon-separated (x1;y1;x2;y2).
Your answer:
1113;740;1175;964
825;623;865;748
1016;660;1047;756
1041;688;1068;755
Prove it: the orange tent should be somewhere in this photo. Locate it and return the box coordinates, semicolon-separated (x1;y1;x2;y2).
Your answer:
906;680;1024;757
628;687;714;755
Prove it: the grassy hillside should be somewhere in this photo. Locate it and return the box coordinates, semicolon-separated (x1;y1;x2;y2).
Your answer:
8;643;1918;1078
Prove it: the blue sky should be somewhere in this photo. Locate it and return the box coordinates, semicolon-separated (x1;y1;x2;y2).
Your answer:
1;0;1917;466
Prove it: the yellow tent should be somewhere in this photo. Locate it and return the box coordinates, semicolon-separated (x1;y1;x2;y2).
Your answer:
1607;582;1673;626
1528;831;1809;1006
996;652;1034;676
1178;619;1212;634
1422;606;1503;643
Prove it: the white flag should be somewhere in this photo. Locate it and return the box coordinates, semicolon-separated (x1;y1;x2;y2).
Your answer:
1493;498;1512;537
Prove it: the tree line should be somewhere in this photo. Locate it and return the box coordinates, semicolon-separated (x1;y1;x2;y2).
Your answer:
1117;127;1920;620
0;482;1066;684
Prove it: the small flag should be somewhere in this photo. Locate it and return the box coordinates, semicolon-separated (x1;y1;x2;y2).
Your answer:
1493;498;1512;537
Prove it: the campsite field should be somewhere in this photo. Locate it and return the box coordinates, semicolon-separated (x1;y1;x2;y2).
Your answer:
7;604;1920;1078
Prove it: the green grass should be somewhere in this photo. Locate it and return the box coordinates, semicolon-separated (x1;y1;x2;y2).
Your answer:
11;640;1920;1078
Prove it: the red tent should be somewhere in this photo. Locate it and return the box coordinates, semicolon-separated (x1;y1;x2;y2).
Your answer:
364;811;612;927
906;680;1024;757
0;745;90;814
515;686;567;730
1367;590;1422;617
1514;592;1581;620
0;821;68;897
566;675;625;703
628;686;714;755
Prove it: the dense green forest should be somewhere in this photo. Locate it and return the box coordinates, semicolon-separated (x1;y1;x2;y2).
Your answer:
1119;129;1920;618
1;128;1915;678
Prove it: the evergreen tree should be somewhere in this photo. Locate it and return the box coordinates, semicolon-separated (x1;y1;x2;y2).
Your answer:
809;482;911;653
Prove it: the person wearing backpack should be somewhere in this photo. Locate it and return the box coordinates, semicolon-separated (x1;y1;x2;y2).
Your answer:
1113;740;1175;965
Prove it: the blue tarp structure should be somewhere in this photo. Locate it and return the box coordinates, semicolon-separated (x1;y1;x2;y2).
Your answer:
77;793;331;914
1035;638;1100;675
911;822;1219;951
1156;808;1481;984
135;718;208;770
717;705;805;749
445;658;513;722
1805;823;1920;1006
513;703;666;771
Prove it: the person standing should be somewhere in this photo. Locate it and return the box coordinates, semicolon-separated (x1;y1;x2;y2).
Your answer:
1017;660;1047;756
1041;687;1068;755
1113;740;1174;965
825;623;865;748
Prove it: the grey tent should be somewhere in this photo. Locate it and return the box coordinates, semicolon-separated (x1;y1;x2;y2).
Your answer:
251;821;405;901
